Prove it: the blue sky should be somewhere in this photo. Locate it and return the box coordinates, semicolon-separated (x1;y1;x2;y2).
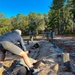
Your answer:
0;0;53;18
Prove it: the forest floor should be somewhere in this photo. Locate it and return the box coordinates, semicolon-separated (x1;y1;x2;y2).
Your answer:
0;35;75;75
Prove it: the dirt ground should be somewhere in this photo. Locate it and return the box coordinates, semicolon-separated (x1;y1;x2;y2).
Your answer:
54;35;75;53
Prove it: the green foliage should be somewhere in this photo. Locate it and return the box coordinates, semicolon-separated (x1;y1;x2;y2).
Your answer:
51;0;65;10
48;0;75;35
0;16;12;35
10;12;45;35
0;26;11;35
28;12;45;32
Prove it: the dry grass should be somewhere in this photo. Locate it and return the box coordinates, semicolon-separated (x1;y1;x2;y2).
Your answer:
23;35;43;40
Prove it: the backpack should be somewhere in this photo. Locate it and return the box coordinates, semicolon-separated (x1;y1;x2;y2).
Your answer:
3;60;33;75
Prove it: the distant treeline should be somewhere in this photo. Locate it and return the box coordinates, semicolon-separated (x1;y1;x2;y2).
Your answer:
0;0;75;35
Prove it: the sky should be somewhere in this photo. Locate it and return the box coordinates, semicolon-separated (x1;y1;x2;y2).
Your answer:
0;0;53;18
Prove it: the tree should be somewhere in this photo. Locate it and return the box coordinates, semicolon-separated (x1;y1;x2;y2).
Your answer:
28;12;45;34
0;12;6;19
